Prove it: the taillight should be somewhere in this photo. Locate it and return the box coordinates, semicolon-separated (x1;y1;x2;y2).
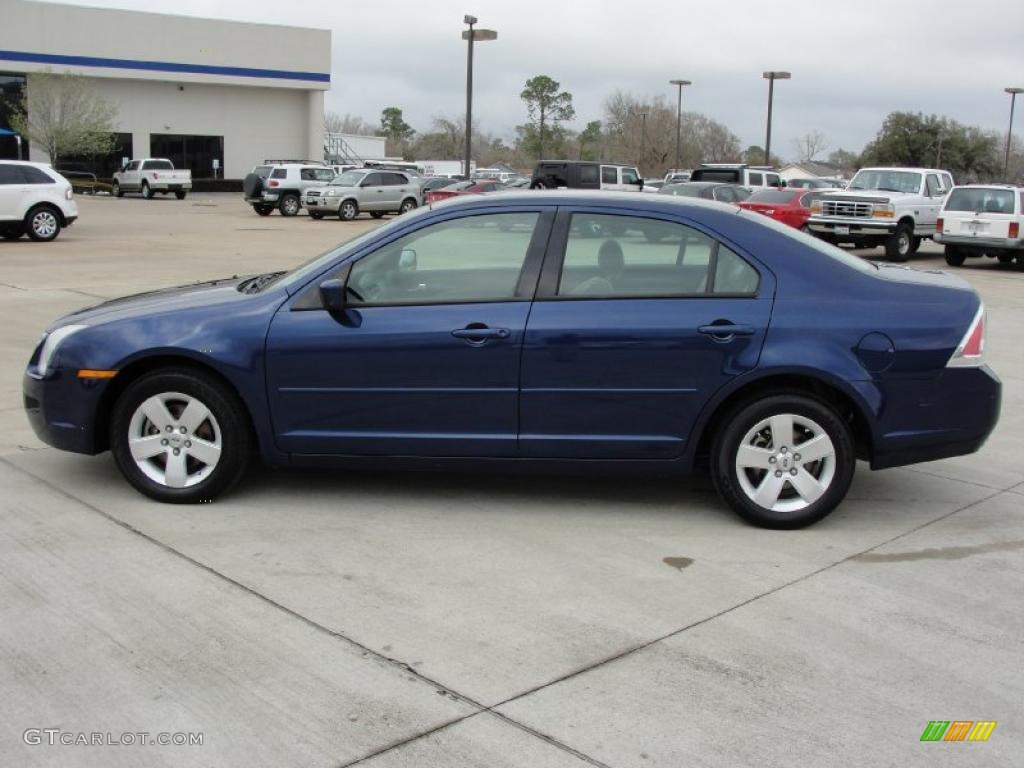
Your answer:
269;180;279;187
947;305;985;367
936;217;943;233
1010;222;1020;238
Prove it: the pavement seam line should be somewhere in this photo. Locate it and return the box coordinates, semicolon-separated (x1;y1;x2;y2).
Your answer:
902;464;1019;492
484;485;1010;714
0;457;613;768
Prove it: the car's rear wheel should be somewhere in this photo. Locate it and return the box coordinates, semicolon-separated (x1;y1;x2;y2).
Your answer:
175;191;187;200
279;193;300;217
944;245;966;266
110;369;252;503
2;226;23;240
141;181;154;200
309;211;324;220
112;180;123;198
711;394;855;529
910;236;922;254
884;223;913;262
996;253;1014;265
253;204;274;216
398;197;418;214
370;211;385;219
339;200;358;220
25;205;62;242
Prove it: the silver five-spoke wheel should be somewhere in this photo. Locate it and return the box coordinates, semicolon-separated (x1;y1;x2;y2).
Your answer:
735;413;836;514
127;392;222;488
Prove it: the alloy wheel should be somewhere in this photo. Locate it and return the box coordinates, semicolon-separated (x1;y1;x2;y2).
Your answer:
31;210;58;239
127;392;222;488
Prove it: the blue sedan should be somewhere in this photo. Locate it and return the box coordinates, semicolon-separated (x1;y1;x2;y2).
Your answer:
23;192;1000;528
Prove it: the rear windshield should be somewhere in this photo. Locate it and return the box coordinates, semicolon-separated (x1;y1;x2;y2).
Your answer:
746;190;798;204
143;160;173;170
945;187;1016;214
737;208;877;274
692;169;740;183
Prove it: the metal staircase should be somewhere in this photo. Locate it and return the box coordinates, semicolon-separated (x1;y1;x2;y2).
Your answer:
324;133;364;165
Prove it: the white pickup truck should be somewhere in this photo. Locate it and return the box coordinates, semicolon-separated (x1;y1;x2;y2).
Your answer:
806;166;954;261
112;159;192;200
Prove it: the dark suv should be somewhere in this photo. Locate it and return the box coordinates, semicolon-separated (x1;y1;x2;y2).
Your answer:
531;161;643;191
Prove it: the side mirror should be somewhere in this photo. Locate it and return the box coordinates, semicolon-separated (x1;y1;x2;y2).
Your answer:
399;248;417;271
319;278;347;313
637;179;644;190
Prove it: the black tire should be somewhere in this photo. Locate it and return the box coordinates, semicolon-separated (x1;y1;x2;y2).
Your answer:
910;236;922;254
175;191;187;200
1;226;23;240
710;393;856;529
1016;254;1024;271
253;204;274;216
370;211;385;219
242;173;264;199
997;253;1014;265
944;245;966;266
112;180;124;198
530;180;547;189
279;193;300;217
884;222;913;262
141;181;154;200
24;205;62;242
339;199;358;221
110;368;253;504
309;211;324;220
398;197;418;214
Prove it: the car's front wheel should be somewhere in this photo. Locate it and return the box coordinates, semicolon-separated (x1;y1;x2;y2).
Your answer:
25;205;62;242
339;200;358;220
110;368;252;503
884;223;913;262
711;394;856;529
112;180;123;198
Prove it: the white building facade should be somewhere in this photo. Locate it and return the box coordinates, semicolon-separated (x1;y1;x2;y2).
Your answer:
0;0;331;178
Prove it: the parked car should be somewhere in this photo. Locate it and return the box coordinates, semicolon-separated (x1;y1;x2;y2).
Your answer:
0;160;78;242
664;169;691;184
690;164;783;191
787;178;844;190
418;176;458;205
303;169;420;220
425;179;500;204
642;179;665;193
112;159;192;200
738;188;816;230
659;181;751;203
934;185;1024;269
806;166;954;261
243;163;335;216
531;161;643;192
22;191;1000;529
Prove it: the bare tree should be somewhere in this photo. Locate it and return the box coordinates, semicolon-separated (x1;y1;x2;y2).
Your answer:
793;130;829;163
324;110;376;136
8;70;117;166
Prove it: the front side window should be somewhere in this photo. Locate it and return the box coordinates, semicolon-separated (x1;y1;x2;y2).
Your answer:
346;212;540;306
555;213;759;298
601;166;617;184
621;168;639;185
126;161;141;171
926;174;941;196
362;173;384;187
766;173;781;187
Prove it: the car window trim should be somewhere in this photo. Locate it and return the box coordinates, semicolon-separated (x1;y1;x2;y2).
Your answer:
534;207;762;301
289;208;556;311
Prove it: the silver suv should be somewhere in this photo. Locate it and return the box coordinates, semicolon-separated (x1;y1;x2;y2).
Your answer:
303;169;420;221
243;163;336;216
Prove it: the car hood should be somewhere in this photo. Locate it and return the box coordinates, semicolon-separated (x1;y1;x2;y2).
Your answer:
827;189;912;203
50;276;259;330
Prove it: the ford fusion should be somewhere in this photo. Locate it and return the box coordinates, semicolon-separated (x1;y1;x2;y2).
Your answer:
23;192;1000;528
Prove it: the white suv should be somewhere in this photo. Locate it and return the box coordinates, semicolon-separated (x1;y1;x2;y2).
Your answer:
242;163;336;216
0;161;78;242
935;185;1024;269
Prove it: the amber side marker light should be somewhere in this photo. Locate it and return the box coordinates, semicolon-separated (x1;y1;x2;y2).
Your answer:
77;369;118;379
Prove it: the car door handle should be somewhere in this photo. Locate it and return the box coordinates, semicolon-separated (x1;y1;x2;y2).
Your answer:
452;326;511;340
698;323;755;338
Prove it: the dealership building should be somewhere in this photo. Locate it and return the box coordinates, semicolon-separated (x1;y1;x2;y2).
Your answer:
0;0;332;178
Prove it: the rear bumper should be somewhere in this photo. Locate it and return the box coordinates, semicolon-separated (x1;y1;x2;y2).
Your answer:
23;367;106;455
246;193;280;203
871;366;1001;470
934;233;1023;250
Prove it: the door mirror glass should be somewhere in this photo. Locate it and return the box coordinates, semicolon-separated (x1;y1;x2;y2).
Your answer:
319;278;347;313
399;248;417;271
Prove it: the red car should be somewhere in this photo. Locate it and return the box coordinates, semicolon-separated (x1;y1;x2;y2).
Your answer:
426;179;500;204
738;188;816;231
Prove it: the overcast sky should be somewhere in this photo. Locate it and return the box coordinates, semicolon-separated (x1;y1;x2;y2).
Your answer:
56;0;1024;160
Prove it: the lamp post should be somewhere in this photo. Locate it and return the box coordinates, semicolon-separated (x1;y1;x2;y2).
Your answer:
762;71;791;167
1004;87;1024;179
461;15;497;179
638;111;647;173
669;79;691;171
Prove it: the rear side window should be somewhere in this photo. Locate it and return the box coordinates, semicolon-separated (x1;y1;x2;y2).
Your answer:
748;172;764;186
271;168;288;179
143;160;173;170
19;166;56;184
579;164;599;184
556;213;759;298
945;188;1015;213
601;166;617;184
383;172;407;185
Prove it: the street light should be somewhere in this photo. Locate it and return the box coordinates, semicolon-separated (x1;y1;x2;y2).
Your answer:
461;15;497;179
669;79;692;171
638;111;648;172
762;71;791;167
1004;87;1024;179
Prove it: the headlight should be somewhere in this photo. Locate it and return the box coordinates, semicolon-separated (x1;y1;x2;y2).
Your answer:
872;203;895;218
810;201;822;213
37;324;88;374
325;189;338;196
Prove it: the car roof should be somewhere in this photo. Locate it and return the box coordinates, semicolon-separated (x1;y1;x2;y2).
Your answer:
0;159;53;168
856;166;949;174
426;190;736;214
663;181;728;189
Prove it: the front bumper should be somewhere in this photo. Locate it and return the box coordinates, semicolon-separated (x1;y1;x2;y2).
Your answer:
23;367;109;455
807;216;896;236
303;195;341;212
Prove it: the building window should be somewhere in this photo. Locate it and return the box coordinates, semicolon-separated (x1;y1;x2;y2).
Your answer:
59;133;133;179
0;73;28;160
149;134;224;179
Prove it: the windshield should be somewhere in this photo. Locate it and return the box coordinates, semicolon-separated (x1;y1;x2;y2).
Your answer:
330;171;366;187
737;208;877;274
848;170;921;193
945;187;1016;214
746;190;799;204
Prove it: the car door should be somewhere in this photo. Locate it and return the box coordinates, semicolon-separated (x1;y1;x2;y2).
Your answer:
121;160;141;189
519;208;773;459
600;165;619;191
381;172;407;208
922;174;943;233
265;208;553;456
358;172;387;210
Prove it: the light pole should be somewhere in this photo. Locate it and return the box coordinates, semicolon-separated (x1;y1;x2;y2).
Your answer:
669;79;691;171
1004;87;1024;179
762;71;791;167
461;15;497;179
638;111;647;173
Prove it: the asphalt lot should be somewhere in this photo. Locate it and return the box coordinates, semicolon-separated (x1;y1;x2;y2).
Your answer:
1;193;1022;767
